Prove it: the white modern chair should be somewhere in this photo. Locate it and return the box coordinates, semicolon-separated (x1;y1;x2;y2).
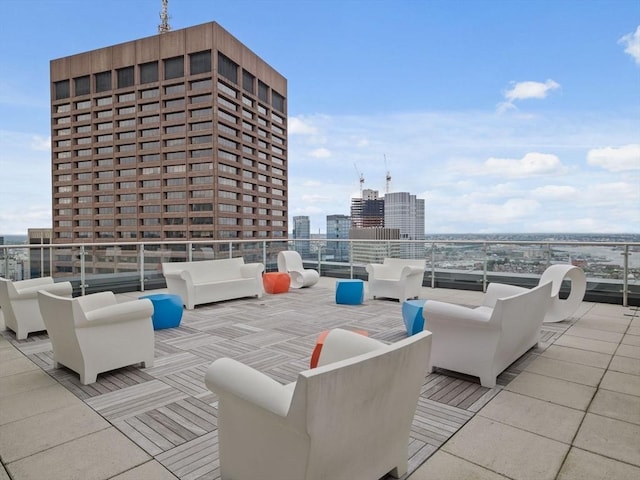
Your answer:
37;290;155;384
277;250;319;288
422;281;552;387
366;258;425;302
0;277;73;340
205;328;432;480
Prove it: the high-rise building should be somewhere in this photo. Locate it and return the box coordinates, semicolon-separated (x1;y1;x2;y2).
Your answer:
349;227;400;263
326;214;350;261
384;192;425;258
292;215;310;257
350;189;384;228
49;22;287;251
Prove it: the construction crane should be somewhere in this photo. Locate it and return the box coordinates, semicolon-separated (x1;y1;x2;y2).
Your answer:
353;163;365;196
384;154;392;193
158;0;171;34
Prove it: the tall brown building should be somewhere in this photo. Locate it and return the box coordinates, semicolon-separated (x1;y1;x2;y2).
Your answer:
50;22;287;249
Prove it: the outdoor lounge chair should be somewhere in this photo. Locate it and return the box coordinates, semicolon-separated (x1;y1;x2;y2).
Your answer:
37;290;155;384
0;276;73;340
205;328;432;480
366;258;425;302
277;250;319;288
423;281;552;387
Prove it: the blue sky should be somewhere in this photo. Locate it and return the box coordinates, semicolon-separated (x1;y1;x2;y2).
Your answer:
0;0;638;235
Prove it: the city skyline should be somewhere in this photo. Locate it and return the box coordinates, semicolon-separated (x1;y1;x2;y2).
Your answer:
1;0;639;235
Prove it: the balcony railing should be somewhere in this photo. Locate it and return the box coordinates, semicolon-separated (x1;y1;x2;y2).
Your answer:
1;238;638;306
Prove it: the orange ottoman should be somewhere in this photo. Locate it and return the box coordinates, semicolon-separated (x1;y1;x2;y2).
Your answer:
310;329;369;368
263;272;291;294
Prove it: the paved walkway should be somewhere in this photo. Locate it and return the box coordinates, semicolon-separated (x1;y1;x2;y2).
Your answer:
1;280;638;479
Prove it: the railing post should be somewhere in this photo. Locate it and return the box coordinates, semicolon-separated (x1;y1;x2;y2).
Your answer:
623;244;629;307
430;242;435;288
317;243;322;276
546;243;551;268
80;245;86;296
349;241;354;279
188;242;193;262
262;241;267;271
482;242;488;292
139;243;145;292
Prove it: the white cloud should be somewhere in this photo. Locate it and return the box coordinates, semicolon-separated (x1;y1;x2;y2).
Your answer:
587;144;640;172
531;185;578;199
483;152;566;177
31;135;50;151
619;25;640;65
288;117;318;135
497;79;560;113
309;147;332;158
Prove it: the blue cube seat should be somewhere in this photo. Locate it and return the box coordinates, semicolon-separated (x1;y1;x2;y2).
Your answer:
139;293;183;330
402;299;426;336
335;279;364;305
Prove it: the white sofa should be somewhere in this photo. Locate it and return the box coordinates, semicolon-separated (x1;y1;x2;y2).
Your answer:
423;281;552;387
162;258;264;309
366;258;425;302
37;290;155;385
0;277;73;340
277;250;319;288
204;328;433;480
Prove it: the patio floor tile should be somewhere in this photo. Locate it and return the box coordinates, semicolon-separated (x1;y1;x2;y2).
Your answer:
409;450;509;479
0;383;80;425
563;325;624;344
599;370;640;397
505;371;596;410
573;413;640;466
0;369;57;400
553;335;619;355
478;390;584;443
557;447;640;480
524;356;605;387
5;428;151;480
441;415;569;480
539;344;611;369
109;460;179;480
588;389;640;425
609;355;640;376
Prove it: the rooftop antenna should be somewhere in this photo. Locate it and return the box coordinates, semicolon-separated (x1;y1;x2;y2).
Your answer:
353;162;365;196
384;154;391;193
158;0;171;34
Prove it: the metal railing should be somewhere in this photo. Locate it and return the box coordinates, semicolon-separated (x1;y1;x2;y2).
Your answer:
1;238;638;306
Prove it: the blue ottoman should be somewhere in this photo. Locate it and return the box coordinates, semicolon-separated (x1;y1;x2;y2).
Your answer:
335;279;364;305
402;299;426;336
140;293;183;330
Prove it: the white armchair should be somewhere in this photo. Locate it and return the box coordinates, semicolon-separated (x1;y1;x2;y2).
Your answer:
277;250;319;288
366;258;425;302
205;328;432;480
422;281;552;388
37;290;155;384
0;277;73;340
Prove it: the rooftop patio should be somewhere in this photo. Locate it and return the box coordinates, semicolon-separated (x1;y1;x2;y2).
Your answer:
1;277;638;479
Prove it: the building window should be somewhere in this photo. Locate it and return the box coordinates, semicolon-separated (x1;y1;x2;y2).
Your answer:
242;69;254;94
54;80;70;100
273;91;285;112
258;81;269;103
165;84;185;94
164;56;184;80
140;61;159;84
74;76;90;96
190;50;211;74
118;92;135;102
117;66;134;89
218;53;238;84
95;71;112;93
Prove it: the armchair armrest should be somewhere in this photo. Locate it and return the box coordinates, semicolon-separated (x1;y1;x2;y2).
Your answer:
14;277;53;289
14;281;73;299
317;328;385;367
78;299;153;328
240;262;265;278
204;357;293;417
401;266;424;279
423;301;494;328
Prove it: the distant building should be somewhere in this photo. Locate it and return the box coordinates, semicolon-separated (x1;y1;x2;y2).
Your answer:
350;189;384;228
28;228;53;279
292;215;311;257
349;227;400;264
384;192;425;259
49;21;288;273
326;214;350;261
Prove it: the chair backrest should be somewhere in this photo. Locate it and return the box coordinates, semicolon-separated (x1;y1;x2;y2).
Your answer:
163;258;246;282
491;281;552;359
37;291;82;360
277;250;304;273
288;330;432;478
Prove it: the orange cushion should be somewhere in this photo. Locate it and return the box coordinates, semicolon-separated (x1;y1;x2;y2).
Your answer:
310;329;369;368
